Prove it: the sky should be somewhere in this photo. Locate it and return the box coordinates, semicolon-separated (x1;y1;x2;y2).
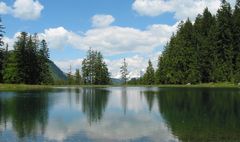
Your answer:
0;0;236;78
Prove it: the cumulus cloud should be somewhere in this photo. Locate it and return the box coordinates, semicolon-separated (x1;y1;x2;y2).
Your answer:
132;0;235;20
92;14;115;28
40;22;178;55
0;0;44;20
2;32;21;50
54;58;83;74
13;0;44;20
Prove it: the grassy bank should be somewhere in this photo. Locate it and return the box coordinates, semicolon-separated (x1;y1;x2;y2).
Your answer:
0;84;54;91
0;82;240;91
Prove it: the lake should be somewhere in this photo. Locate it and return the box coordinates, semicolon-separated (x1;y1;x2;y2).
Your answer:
0;87;240;142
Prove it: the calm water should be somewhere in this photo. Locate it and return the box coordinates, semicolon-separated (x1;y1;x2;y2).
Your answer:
0;87;240;142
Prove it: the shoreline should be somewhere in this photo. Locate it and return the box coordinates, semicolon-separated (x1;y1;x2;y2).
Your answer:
0;83;240;91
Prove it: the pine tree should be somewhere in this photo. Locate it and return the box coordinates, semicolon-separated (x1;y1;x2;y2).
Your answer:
120;58;128;85
0;18;5;83
81;48;110;85
75;68;81;85
233;0;240;83
143;60;155;85
3;33;52;84
14;32;28;83
39;39;53;84
194;8;216;83
213;0;234;82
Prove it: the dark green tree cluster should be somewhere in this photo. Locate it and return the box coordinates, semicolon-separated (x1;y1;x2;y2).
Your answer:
155;0;240;84
2;32;52;84
82;48;110;85
0;18;6;83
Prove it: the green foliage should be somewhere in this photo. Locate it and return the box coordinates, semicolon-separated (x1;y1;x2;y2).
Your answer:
156;1;240;84
0;17;5;83
120;58;128;84
75;68;82;85
2;32;52;84
143;60;155;85
82;48;110;85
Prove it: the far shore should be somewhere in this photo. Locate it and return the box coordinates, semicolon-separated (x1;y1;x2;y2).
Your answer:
1;82;240;91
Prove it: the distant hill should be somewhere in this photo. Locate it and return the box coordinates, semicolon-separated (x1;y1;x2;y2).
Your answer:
48;62;125;85
111;78;123;85
48;60;67;82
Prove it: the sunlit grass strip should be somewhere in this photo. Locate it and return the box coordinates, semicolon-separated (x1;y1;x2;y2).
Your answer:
0;82;239;91
0;84;53;91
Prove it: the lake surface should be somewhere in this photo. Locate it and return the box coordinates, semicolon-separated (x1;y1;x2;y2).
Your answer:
0;87;240;142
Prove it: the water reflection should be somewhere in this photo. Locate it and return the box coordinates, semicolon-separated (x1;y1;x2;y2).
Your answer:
82;88;109;123
0;91;51;140
0;87;240;141
154;88;240;142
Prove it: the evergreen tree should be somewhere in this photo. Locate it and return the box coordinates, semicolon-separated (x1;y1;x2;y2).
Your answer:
75;68;81;85
194;8;216;83
213;0;234;82
0;18;5;83
14;32;28;83
3;32;52;84
143;60;155;85
233;0;240;82
39;39;53;84
82;48;110;85
120;58;128;85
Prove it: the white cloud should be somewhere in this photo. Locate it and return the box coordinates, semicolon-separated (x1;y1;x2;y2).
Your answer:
54;58;83;74
2;32;21;50
40;22;178;55
13;0;44;20
39;27;85;50
0;0;44;20
92;14;115;28
132;0;235;20
0;2;11;14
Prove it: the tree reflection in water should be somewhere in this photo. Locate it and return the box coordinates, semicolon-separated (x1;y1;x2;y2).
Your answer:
0;91;51;139
143;88;240;142
82;88;109;124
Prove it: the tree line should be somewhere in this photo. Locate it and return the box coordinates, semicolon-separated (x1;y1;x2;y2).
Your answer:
67;48;111;85
0;18;53;84
129;0;240;85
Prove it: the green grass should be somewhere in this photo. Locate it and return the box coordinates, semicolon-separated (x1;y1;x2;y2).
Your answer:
0;84;54;91
0;82;240;91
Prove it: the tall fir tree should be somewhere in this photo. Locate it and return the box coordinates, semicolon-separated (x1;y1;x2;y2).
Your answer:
39;39;53;84
233;0;240;82
213;0;234;82
194;8;216;83
143;60;155;85
75;68;81;85
120;58;128;85
14;32;28;83
0;17;5;83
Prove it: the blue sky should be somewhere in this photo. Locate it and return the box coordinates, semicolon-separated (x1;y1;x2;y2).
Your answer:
0;0;235;78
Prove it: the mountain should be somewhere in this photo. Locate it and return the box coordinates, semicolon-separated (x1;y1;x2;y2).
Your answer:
111;78;123;85
48;60;67;82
